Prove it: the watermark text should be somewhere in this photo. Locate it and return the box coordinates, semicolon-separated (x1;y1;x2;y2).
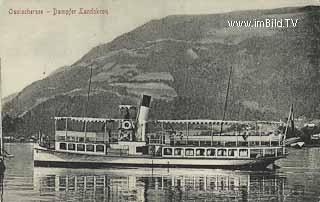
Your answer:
227;18;299;28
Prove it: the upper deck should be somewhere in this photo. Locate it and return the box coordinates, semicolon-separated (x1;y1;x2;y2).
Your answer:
45;115;287;160
54;116;285;147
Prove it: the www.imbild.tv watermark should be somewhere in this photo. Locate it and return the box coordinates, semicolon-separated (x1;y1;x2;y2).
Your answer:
227;18;299;28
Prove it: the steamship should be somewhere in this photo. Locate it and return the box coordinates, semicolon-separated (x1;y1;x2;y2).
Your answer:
34;95;288;169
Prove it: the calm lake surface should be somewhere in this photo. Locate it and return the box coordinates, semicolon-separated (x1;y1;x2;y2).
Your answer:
1;143;320;202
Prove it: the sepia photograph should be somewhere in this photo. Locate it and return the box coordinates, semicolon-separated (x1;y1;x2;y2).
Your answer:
0;0;320;201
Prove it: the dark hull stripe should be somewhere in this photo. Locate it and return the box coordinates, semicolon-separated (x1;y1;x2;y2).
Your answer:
34;160;274;170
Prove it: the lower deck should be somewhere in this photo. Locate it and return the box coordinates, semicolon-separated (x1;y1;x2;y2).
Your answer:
34;143;286;170
50;141;286;160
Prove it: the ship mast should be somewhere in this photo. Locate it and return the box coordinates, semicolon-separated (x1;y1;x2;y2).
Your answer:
284;104;294;138
219;66;233;136
82;64;94;141
290;104;295;136
84;64;93;118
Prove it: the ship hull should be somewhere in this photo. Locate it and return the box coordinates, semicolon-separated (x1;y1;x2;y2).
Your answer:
34;146;281;170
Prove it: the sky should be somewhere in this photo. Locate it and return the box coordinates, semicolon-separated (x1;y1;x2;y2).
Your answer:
0;0;319;97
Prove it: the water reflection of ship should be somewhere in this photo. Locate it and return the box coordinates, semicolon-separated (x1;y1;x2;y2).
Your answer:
34;168;286;202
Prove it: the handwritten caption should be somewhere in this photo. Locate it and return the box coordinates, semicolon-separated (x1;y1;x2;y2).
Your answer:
8;8;109;16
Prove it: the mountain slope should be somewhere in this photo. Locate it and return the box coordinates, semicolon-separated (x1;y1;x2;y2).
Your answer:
3;6;320;136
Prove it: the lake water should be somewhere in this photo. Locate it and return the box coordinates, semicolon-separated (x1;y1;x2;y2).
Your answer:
1;143;320;202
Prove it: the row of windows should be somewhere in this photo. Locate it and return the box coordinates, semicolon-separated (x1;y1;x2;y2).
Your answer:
172;141;281;147
162;148;249;158
59;143;105;153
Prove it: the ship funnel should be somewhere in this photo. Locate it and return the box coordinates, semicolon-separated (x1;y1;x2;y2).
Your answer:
136;95;151;141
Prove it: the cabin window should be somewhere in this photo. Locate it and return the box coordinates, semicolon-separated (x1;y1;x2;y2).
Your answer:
225;142;237;147
96;145;105;153
206;149;215;156
190;141;199;146
250;141;260;146
68;143;75;151
66;136;76;142
58;136;66;141
211;141;221;146
228;149;237;157
60;143;66;150
196;149;205;156
86;144;95;152
217;149;227;157
77;144;85;151
86;137;94;142
185;149;194;156
136;146;147;154
174;148;183;156
239;149;248;157
163;148;173;156
250;149;263;158
136;146;143;153
265;149;276;157
200;141;211;147
238;142;248;147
